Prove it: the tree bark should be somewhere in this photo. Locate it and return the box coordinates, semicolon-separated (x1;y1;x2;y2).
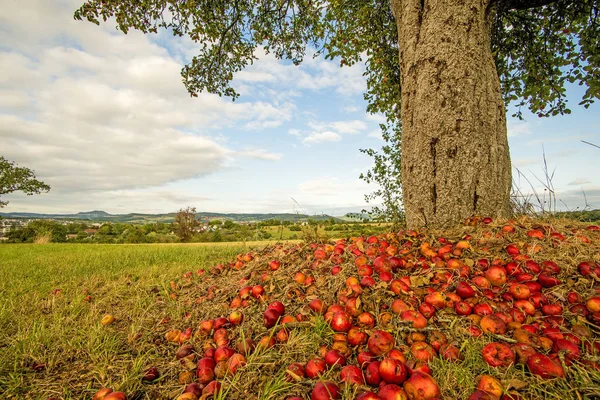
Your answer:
390;0;512;228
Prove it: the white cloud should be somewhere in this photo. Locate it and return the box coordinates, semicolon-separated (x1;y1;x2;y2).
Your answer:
0;0;286;198
368;130;383;140
234;47;366;95
329;120;368;135
366;113;387;124
507;120;532;137
343;105;360;113
569;178;591;185
303;131;342;144
238;149;283;161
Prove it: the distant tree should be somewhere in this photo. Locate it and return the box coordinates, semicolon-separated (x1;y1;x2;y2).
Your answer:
124;226;148;243
223;220;237;229
7;226;35;243
98;224;113;235
235;224;253;242
175;207;199;242
0;157;50;208
22;220;67;243
211;230;223;242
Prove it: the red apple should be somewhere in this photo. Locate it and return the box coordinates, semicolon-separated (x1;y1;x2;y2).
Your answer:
269;260;280;271
439;344;463;362
229;311;243;326
268;301;285;315
104;393;127;400
203;381;221;396
213;317;229;330
401;310;428;329
183;383;203;398
311;381;340;400
325;349;347;367
474;303;493;316
391;299;411;314
379;358;408;384
403;372;441;400
456;281;477;299
485;266;507;286
455;301;473;316
341;365;365;385
553;339;580;362
378;384;408;400
330;311;353;332
251;285;264;298
410;341;436;363
214;346;235;362
227;353;246;374
93;389;113;400
309;299;326;314
306;358;327;379
264;308;282;328
481;342;515;367
365;361;382;386
527;353;565;378
285;362;306;382
348;327;369;346
480;315;507;335
368;330;395;356
358;351;377;367
587;297;600;313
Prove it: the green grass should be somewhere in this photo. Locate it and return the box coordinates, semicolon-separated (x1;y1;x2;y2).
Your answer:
0;243;253;399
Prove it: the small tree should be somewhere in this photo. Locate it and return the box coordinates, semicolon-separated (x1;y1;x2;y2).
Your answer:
0;157;50;208
174;207;199;242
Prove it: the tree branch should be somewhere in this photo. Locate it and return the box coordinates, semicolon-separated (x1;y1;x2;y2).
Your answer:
503;0;561;11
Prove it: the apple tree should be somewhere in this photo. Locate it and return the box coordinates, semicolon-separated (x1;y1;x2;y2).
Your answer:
74;0;600;228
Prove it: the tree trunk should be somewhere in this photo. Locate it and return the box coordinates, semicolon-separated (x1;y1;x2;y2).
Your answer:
390;0;512;228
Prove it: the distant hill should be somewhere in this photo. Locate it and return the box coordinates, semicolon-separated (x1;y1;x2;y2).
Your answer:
0;210;342;224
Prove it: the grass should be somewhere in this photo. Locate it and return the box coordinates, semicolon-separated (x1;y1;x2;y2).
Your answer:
0;242;256;399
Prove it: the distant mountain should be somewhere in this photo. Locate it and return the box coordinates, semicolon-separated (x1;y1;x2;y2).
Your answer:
0;210;342;223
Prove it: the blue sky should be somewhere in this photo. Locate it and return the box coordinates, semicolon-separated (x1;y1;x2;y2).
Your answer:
1;0;599;216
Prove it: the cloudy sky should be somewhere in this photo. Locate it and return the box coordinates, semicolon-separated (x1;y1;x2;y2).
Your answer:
1;0;599;216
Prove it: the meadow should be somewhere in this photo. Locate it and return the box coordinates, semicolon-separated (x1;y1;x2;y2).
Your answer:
0;243;261;399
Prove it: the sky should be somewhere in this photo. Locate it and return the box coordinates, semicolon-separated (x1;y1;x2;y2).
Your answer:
1;0;599;217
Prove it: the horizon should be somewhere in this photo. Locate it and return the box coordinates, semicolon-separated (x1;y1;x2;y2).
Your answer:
0;208;363;218
1;1;599;216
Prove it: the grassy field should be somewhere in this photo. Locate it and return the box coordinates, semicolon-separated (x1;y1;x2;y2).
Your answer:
0;242;264;399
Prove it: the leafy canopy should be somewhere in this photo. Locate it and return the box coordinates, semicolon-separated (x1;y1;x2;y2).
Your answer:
75;0;599;119
0;157;50;208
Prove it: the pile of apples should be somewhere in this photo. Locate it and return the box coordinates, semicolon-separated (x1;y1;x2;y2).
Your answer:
92;218;600;400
